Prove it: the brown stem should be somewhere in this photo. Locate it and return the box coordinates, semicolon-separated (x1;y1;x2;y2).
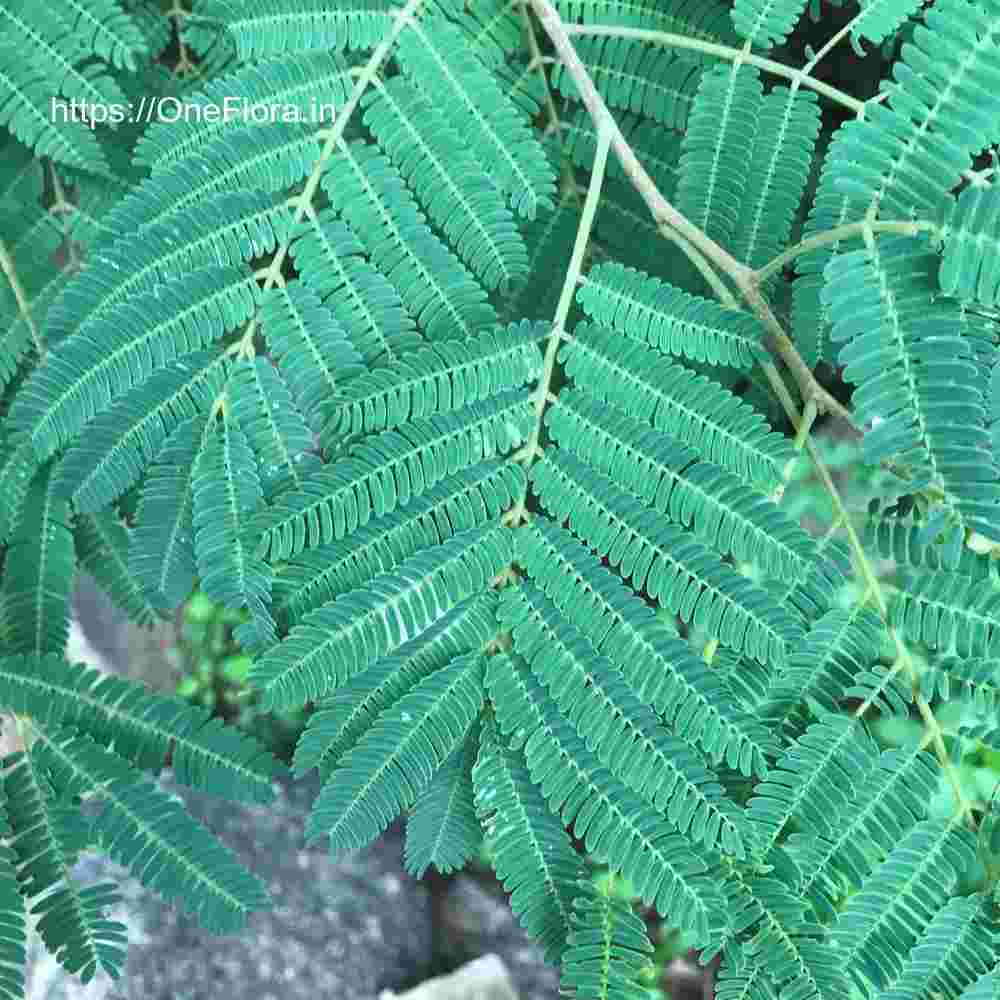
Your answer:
526;0;854;425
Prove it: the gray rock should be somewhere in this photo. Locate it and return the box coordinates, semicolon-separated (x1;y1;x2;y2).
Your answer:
71;573;180;692
380;954;519;1000
433;876;561;1000
27;772;435;1000
71;572;132;680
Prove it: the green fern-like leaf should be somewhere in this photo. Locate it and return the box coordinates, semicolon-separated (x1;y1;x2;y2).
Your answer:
199;0;396;58
890;570;1000;658
252;396;532;560
53;350;231;514
515;519;777;776
292;592;498;782
474;709;586;963
556;0;739;55
306;650;486;855
0;431;41;546
730;86;821;275
818;0;1000;220
577;262;764;367
546;390;815;580
30;728;271;933
675;63;763;249
939;184;1000;308
560;323;795;491
4;747;126;981
530;449;804;668
13;265;262;463
191;403;277;645
127;412;211;611
500;579;750;857
486;652;728;951
320;140;499;341
362;76;530;292
731;0;808;49
404;719;482;877
134;50;353;171
559;877;655;1000
878;892;996;1000
286;211;423;368
821;236;1000;542
0;461;74;658
43;191;291;347
832;819;979;994
395;16;556;219
271;466;522;629
325;320;544;436
56;0;148;70
0;653;286;803
0;20;109;173
72;510;161;627
789;741;941;921
849;0;926;56
250;523;513;711
258;280;364;431
227;356;321;501
0;783;25;1000
551;38;704;133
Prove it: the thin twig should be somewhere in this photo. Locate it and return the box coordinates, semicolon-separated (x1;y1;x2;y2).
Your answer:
0;238;44;357
754;218;937;286
503;120;613;528
562;24;866;114
528;0;853;424
226;0;425;366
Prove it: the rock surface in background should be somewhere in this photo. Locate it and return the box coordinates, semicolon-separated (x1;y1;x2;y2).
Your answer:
71;572;180;692
26;773;435;1000
379;954;519;1000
